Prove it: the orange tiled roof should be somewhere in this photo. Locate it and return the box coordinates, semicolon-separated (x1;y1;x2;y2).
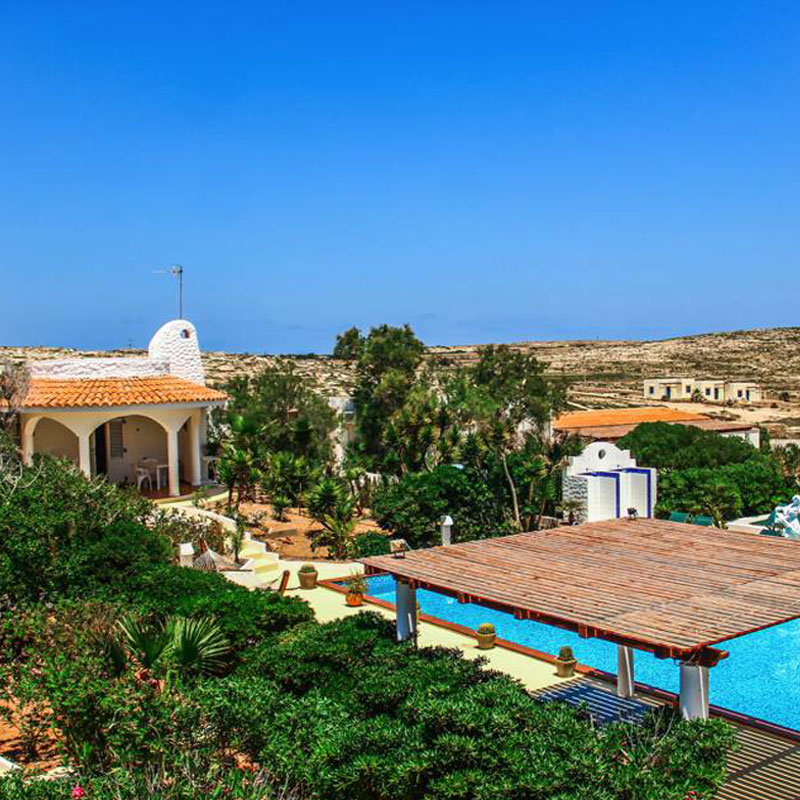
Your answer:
22;376;228;409
554;406;707;431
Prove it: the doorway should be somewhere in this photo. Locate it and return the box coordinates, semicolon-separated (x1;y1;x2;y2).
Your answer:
94;424;108;476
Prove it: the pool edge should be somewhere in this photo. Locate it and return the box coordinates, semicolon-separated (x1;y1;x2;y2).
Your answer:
318;574;800;742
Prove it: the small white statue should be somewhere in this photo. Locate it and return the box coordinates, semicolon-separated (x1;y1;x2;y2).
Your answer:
772;495;800;539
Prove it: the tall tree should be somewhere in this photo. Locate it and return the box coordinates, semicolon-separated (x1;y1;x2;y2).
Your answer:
352;324;425;467
332;326;364;360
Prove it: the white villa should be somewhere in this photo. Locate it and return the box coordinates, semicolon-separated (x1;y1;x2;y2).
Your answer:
643;377;763;404
17;319;227;497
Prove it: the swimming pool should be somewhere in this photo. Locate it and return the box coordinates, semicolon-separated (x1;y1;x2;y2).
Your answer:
362;573;800;731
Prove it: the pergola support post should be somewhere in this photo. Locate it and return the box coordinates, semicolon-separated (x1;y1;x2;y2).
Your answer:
679;662;709;720
395;579;417;643
617;645;635;698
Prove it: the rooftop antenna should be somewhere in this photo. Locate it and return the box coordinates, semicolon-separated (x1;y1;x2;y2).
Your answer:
153;264;184;318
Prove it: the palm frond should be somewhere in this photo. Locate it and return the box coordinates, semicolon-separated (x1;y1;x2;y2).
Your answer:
117;617;171;669
167;617;230;677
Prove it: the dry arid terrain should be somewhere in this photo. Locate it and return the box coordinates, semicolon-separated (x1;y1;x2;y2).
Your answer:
5;326;800;436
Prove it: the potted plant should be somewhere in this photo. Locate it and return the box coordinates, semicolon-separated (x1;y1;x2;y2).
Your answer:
475;622;496;650
345;572;368;606
298;563;318;590
554;645;577;678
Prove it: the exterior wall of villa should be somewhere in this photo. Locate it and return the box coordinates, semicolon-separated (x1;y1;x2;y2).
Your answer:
20;404;209;495
103;415;167;485
643;378;695;401
30;358;168;380
563;442;657;522
33;417;79;462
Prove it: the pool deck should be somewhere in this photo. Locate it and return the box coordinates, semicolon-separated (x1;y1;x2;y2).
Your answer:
226;568;800;799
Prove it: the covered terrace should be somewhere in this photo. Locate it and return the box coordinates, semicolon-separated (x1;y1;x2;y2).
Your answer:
361;518;800;720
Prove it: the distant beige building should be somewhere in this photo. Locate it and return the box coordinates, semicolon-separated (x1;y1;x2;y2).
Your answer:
643;377;762;404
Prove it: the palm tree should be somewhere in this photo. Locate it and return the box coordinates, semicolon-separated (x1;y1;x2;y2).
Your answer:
112;616;230;682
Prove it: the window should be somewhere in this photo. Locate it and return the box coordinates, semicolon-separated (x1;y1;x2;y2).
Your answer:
180;329;191;339
109;419;124;459
705;388;710;396
649;386;654;395
737;390;743;398
685;385;691;393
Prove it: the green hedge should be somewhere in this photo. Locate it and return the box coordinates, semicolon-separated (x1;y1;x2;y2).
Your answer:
188;613;735;800
109;564;314;650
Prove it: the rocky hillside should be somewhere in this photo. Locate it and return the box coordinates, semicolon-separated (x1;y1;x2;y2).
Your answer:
4;326;800;435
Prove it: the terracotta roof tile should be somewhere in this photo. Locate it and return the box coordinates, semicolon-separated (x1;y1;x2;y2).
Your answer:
554;406;707;431
22;376;227;409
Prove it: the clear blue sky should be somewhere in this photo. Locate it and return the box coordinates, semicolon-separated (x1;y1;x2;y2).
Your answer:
1;2;799;353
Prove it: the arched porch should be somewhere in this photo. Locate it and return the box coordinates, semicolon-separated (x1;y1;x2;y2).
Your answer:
20;406;207;497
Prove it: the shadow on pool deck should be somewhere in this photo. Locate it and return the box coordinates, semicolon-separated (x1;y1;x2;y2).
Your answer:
535;676;800;800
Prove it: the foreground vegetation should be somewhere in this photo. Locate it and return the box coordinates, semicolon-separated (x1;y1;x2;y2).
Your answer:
0;451;735;798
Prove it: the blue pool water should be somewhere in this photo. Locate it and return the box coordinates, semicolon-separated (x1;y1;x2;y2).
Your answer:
363;574;800;731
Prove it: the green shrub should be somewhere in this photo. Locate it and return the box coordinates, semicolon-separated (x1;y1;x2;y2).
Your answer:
0;457;167;603
372;464;513;548
0;758;307;799
192;613;735;800
110;564;314;650
350;531;391;557
617;422;758;469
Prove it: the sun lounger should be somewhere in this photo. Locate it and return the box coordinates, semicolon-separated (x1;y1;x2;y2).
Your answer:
668;512;690;523
692;515;714;527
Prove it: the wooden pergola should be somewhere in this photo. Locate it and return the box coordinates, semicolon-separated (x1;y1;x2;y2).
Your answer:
361;519;800;719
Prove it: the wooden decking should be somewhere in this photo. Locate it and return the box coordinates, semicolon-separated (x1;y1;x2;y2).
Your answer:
534;676;800;799
719;724;800;800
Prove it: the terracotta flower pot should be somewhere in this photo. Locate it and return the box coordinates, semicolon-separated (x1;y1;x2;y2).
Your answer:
554;657;577;678
346;592;364;607
476;631;496;650
298;569;318;590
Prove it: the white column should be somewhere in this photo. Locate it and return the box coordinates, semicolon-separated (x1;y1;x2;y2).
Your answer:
440;515;453;546
188;411;202;486
77;432;92;478
679;663;709;720
395;579;418;642
617;645;635;698
21;418;35;466
166;427;180;497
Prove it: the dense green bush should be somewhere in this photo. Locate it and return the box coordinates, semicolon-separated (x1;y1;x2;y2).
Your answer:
110;564;314;650
0;457;169;603
656;458;790;519
350;530;391;557
617;422;793;520
372;464;513;548
617;422;758;469
187;613;734;800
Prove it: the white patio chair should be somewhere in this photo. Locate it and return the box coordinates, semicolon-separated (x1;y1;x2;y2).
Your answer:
135;466;153;491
